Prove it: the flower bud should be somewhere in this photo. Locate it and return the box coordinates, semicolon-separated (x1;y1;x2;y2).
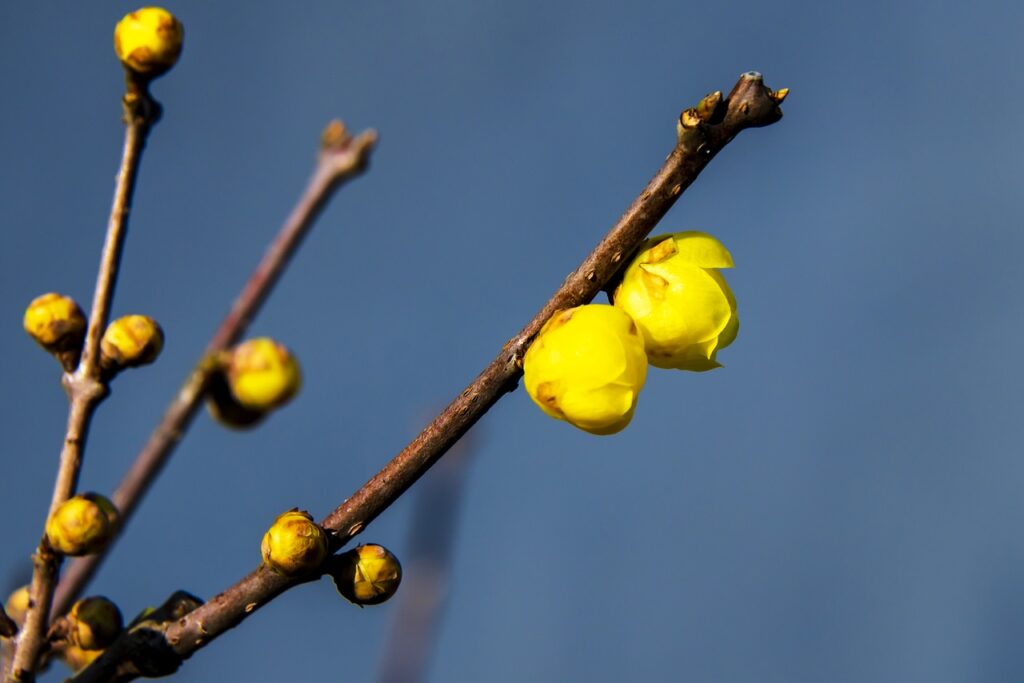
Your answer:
261;509;328;576
100;315;164;373
68;596;123;650
61;644;104;672
523;304;648;435
4;585;30;627
23;293;86;359
46;493;119;556
225;338;302;412
114;7;184;78
330;544;402;606
612;231;738;371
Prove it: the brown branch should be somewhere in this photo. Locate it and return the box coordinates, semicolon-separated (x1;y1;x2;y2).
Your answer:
51;122;379;619
72;71;786;683
4;89;159;683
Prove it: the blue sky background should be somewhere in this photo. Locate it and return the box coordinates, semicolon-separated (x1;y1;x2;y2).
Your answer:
3;2;1024;681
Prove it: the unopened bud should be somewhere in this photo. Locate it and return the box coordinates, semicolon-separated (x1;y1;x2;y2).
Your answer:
46;493;119;556
23;293;86;362
101;314;164;373
261;509;329;576
114;7;184;79
329;544;402;606
68;596;123;650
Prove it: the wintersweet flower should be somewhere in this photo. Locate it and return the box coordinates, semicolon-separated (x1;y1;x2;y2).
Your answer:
613;231;737;371
523;304;648;435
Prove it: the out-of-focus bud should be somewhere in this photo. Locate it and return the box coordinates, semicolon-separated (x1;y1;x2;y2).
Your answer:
226;338;302;411
329;544;402;606
100;314;164;374
114;7;184;79
61;644;104;672
261;509;329;576
523;304;648;435
613;231;738;371
68;596;123;650
23;293;87;366
4;585;31;627
45;493;119;556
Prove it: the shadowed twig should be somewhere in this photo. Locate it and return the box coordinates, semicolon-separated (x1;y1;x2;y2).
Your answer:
377;429;476;683
51;122;378;620
72;71;786;683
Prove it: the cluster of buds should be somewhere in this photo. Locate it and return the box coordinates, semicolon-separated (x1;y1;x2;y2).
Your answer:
257;512;402;606
208;338;302;429
45;493;119;556
523;231;737;434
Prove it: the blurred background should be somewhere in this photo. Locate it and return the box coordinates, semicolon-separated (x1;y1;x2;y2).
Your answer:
2;1;1024;681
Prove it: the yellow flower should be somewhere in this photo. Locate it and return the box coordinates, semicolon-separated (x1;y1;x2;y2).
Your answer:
330;544;402;606
113;7;184;78
45;493;119;556
523;304;648;435
612;231;738;371
226;338;302;412
261;509;328;576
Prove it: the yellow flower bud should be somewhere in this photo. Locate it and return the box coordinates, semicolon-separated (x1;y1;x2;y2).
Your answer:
68;596;123;650
612;231;738;371
4;585;30;627
330;544;402;606
100;315;164;372
261;509;328;576
46;493;119;556
113;7;184;78
61;644;104;672
226;338;302;412
23;293;86;356
523;304;648;435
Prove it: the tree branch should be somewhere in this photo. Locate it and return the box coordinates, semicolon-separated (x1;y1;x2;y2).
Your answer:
51;122;378;619
72;71;786;683
4;89;160;683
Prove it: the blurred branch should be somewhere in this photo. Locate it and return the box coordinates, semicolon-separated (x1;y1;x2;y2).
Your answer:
376;429;476;683
5;88;161;683
73;71;786;683
51;122;378;619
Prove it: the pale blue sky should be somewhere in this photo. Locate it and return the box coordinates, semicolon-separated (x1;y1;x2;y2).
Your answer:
3;2;1024;681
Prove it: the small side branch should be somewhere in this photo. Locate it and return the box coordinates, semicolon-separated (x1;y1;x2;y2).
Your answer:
72;72;785;683
51;123;378;618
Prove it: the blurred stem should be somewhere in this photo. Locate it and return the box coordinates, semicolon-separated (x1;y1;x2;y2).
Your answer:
5;87;158;683
72;71;786;683
50;122;378;619
376;430;476;683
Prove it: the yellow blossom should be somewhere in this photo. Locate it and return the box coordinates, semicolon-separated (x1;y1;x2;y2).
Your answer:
523;304;648;435
613;231;738;371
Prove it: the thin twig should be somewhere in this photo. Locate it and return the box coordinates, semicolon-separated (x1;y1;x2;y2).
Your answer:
50;122;378;619
72;72;786;683
5;89;158;683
